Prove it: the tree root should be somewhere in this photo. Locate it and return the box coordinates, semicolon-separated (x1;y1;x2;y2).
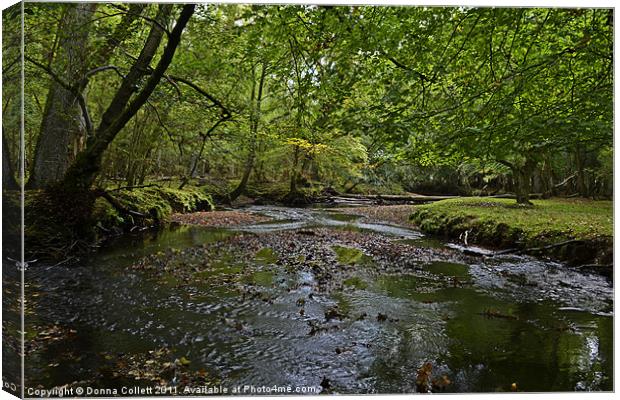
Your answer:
95;189;147;219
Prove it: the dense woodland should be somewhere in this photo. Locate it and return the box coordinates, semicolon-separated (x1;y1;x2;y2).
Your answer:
2;3;614;206
0;4;615;393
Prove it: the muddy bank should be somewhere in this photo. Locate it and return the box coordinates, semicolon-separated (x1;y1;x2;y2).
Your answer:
170;210;271;227
334;205;416;226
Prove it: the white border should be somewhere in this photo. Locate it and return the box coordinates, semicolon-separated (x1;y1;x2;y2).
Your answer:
0;1;617;400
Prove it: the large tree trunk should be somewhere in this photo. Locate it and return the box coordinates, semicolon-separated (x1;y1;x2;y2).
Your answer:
28;3;97;189
513;158;538;205
2;134;18;189
499;158;537;205
28;3;147;189
61;5;195;191
514;168;532;205
540;153;554;198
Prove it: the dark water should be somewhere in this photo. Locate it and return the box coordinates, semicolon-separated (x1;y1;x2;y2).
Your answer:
22;206;613;393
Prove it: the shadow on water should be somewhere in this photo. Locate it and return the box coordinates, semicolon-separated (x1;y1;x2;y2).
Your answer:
22;206;613;393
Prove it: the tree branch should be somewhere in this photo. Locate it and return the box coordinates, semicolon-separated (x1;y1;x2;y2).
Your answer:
84;65;125;79
168;75;231;117
25;55;94;138
62;4;195;189
381;51;432;82
105;4;171;36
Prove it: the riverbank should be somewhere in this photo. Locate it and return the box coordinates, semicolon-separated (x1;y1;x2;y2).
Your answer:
19;185;215;260
410;197;613;268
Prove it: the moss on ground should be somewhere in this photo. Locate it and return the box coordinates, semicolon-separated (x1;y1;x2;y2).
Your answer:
93;186;214;229
410;197;613;265
22;186;214;260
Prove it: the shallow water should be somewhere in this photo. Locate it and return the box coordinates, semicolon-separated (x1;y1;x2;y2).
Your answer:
22;206;613;393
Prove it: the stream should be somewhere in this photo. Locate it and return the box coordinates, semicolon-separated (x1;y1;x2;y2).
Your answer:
18;205;613;393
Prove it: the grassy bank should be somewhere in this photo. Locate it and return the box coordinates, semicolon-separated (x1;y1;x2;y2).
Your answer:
21;185;214;260
410;197;613;266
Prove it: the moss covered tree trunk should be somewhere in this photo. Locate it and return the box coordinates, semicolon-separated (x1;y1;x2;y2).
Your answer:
28;3;96;189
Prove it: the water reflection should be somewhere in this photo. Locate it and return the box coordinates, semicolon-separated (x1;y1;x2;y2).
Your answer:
21;206;613;393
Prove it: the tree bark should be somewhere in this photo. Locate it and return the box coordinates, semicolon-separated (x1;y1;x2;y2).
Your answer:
28;3;97;189
498;158;537;205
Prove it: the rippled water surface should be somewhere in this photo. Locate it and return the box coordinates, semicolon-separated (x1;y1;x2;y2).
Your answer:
22;206;613;393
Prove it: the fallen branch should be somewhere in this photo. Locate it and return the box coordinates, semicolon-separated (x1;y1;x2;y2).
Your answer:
492;239;585;256
488;193;544;199
334;193;459;202
479;309;518;320
492;248;520;256
554;174;576;188
95;189;147;219
108;183;160;192
523;239;585;253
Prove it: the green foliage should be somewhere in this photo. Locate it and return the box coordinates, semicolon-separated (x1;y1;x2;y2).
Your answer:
14;4;613;200
92;198;125;228
343;277;368;290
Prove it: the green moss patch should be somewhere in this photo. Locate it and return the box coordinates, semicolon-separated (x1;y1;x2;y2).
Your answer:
410;197;612;265
254;247;278;264
114;186;213;221
93;186;214;230
332;245;374;266
343;276;369;289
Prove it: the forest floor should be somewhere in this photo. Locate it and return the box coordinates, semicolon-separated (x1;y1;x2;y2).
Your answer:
410;197;613;267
